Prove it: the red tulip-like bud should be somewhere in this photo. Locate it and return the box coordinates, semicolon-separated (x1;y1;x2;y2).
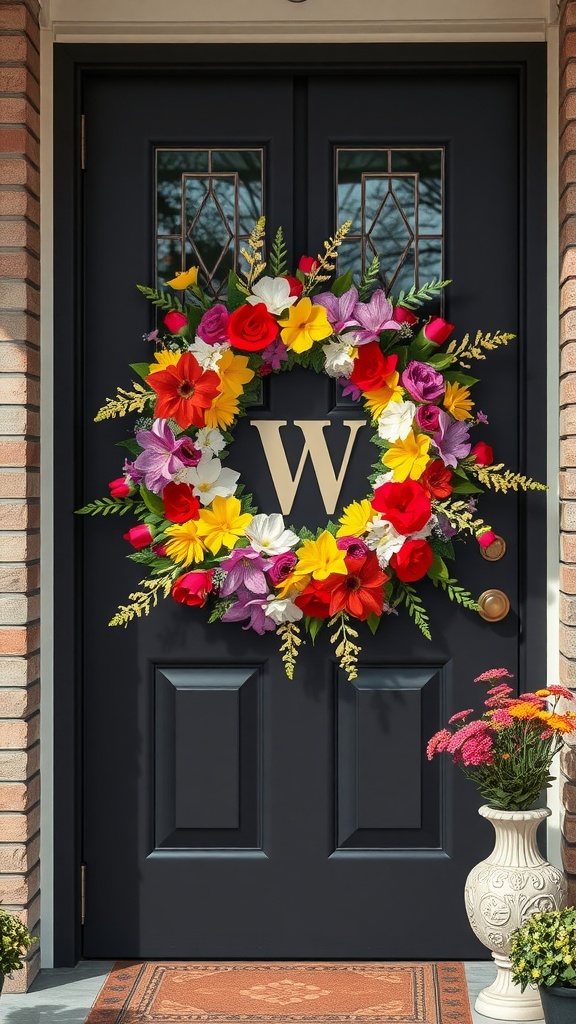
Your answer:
472;441;494;466
163;310;188;334
423;316;454;345
298;255;319;274
284;275;304;297
123;523;155;550
478;530;497;549
108;476;133;499
394;306;418;326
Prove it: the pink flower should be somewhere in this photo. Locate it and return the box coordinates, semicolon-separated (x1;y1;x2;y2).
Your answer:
426;729;452;760
423;316;454;346
490;708;515;726
448;709;474;724
446;719;490;755
268;551;298;586
460;732;494;766
108;476;134;499
478;531;497;548
540;729;554;740
123;523;155;550
197;303;230;345
548;684;576;701
484;683;515;708
163;310;187;334
474;668;515;682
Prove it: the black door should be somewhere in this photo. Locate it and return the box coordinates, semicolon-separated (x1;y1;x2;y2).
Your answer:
72;47;546;958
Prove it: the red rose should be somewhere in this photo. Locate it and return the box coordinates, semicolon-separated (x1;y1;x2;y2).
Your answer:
394;306;418;326
390;539;434;582
472;441;494;466
227;302;279;352
162;482;201;524
172;569;215;607
423;316;454;345
163;310;188;334
298;256;319;274
123;523;155;550
284;275;304;297
350;343;398;392
371;480;431;535
420;460;453;499
294;579;332;619
108;476;133;499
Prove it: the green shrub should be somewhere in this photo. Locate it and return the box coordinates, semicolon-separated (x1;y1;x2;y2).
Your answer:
0;910;35;977
510;907;576;991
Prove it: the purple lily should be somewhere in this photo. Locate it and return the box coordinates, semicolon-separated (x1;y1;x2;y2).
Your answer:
260;338;288;370
338;376;362;401
432;411;472;468
220;548;269;596
313;287;360;333
352;289;402;345
133;419;201;494
221;587;276;635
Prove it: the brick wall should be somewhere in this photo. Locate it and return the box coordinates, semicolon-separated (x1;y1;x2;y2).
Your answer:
0;0;41;992
560;0;576;909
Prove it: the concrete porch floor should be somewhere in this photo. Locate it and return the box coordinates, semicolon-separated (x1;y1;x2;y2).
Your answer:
0;961;544;1024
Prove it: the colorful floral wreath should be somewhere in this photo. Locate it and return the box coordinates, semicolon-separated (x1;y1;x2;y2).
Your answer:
79;219;545;680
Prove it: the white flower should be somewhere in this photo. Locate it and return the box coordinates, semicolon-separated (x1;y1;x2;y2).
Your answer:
373;471;394;489
365;515;404;567
411;515;435;540
247;276;297;316
377;399;416;442
264;596;303;625
323;340;356;379
244;513;300;555
180;455;239;506
195;427;226;457
187;339;229;371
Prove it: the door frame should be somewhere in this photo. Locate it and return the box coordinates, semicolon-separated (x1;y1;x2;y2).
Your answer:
53;41;547;966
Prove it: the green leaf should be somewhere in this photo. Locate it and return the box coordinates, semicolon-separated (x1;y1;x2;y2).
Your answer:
427;351;454;370
139;486;164;516
366;612;381;635
451;479;483;495
115;438;141;457
428;553;450;581
269;226;288;278
76;496;138;517
184;304;204;332
444;370;480;387
227;270;249;311
129;362;151;381
331;269;353;297
306;616;324;643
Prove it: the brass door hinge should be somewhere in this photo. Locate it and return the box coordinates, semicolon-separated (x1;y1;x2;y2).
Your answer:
81;114;86;171
81;863;86;925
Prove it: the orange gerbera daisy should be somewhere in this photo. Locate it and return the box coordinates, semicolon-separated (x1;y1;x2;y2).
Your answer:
146;352;220;430
324;552;388;621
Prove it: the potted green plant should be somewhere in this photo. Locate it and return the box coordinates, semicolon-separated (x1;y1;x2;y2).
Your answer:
509;907;576;1023
0;909;35;993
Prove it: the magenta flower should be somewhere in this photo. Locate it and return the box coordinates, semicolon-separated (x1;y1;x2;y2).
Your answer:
197;303;230;345
123;458;143;485
432;411;471;468
402;361;445;403
448;709;474;724
352;289;402;344
476;410;489;425
426;729;452;759
336;536;369;559
221;587;276;635
267;551;297;586
133;419;201;493
220;548;269;596
338;377;362;401
260;338;288;370
474;668;515;683
460;732;494;767
416;404;442;432
314;287;360;333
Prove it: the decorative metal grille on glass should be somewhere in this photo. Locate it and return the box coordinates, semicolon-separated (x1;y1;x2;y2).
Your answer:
336;149;444;298
156;150;264;297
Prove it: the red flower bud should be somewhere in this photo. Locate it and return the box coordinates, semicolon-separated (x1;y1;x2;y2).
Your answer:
298;255;319;274
108;476;133;499
472;441;494;466
172;570;215;607
478;531;497;549
423;316;454;345
152;543;168;557
163;310;188;334
394;306;418;326
123;523;155;550
284;275;304;297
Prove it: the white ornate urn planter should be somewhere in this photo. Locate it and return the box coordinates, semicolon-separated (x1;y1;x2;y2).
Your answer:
465;805;567;1021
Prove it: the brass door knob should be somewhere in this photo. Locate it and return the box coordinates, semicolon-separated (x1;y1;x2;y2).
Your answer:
480;535;507;561
478;589;510;622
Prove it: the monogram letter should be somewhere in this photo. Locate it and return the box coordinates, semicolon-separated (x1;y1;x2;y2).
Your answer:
249;419;366;516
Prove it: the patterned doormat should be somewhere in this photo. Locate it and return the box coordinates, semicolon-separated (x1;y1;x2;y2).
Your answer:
85;961;472;1023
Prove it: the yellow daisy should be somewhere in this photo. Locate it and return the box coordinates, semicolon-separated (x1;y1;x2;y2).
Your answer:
204;389;240;430
292;531;347;581
196;496;253;555
278;298;332;353
166;267;199;290
443;381;474;421
217;349;255;397
382;430;431;482
165;520;205;566
337;499;373;538
363;374;403;421
147;349;182;375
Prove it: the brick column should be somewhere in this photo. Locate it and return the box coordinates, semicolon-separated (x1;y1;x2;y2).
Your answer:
0;0;41;992
560;0;576;908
